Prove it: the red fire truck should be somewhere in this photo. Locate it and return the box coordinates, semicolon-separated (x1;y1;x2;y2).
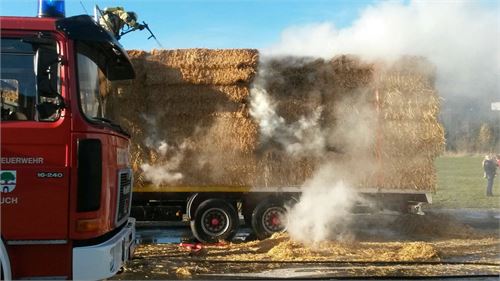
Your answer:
0;1;136;279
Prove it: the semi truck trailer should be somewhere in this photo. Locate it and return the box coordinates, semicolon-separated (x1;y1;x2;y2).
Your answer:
116;50;443;244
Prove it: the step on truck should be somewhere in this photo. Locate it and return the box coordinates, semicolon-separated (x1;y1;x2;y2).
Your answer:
0;0;136;279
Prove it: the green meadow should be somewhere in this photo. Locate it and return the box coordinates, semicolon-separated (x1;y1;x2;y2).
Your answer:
433;156;500;209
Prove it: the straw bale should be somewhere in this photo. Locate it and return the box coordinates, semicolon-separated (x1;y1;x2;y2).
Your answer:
253;151;317;187
149;48;259;69
379;120;445;155
175;152;258;187
144;64;256;86
147;85;249;115
128;49;258;86
385;56;436;84
140;112;258;154
149;84;250;105
327;55;374;89
275;100;323;122
127;49;149;60
371;156;437;190
194;112;259;154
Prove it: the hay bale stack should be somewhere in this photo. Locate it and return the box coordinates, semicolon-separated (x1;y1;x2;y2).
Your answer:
373;57;445;190
255;55;442;191
107;49;259;187
108;50;443;191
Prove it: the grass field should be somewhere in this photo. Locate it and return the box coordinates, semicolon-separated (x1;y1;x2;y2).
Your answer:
433;156;500;209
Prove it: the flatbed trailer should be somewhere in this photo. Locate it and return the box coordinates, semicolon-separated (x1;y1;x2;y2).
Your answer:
131;185;431;242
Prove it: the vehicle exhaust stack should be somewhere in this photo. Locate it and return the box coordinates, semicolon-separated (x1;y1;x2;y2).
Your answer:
38;0;65;18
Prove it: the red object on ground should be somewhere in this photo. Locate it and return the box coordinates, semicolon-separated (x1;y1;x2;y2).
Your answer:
179;241;227;252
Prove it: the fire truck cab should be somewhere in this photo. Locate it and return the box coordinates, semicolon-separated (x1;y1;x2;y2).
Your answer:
0;2;136;279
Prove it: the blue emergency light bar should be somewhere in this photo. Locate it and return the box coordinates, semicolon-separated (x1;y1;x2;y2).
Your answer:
37;0;65;18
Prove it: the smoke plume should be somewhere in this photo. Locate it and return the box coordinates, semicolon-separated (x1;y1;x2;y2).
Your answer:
250;85;326;157
140;114;186;185
264;0;499;99
250;60;378;241
286;178;357;244
249;0;497;242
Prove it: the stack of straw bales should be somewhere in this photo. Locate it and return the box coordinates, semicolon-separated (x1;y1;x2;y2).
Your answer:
107;49;259;187
255;55;443;190
107;50;444;191
373;57;445;190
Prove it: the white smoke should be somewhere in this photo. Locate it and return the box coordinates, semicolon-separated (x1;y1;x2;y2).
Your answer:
264;0;500;98
286;165;359;244
140;141;186;186
140;114;186;186
250;86;326;157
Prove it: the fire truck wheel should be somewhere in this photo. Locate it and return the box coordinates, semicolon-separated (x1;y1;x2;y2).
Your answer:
251;199;287;240
190;199;239;243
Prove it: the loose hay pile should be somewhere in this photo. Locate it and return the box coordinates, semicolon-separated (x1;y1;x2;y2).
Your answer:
174;267;192;279
142;232;444;263
107;50;444;190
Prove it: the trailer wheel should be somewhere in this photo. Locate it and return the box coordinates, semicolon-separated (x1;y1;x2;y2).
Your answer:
251;199;287;240
190;199;239;243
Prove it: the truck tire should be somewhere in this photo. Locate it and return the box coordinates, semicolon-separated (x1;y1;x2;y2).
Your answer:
190;199;239;243
251;199;287;240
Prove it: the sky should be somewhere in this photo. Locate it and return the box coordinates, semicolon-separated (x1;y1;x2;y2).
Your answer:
0;0;378;50
1;0;498;100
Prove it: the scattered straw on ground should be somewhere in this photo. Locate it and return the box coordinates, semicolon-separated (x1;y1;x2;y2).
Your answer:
175;267;192;279
135;233;499;264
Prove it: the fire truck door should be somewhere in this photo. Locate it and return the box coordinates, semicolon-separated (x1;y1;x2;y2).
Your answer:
0;38;70;240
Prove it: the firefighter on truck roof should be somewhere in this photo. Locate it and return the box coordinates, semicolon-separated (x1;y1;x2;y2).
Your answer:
99;7;143;38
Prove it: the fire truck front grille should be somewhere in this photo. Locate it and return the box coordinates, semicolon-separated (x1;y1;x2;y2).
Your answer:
116;169;133;226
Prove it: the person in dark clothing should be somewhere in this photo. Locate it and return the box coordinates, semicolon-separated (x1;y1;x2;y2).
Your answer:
483;155;498;196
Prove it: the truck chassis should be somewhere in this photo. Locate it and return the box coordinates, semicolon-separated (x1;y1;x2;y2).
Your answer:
132;186;431;242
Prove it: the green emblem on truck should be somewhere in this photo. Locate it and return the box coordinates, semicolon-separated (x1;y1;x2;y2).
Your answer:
0;170;16;193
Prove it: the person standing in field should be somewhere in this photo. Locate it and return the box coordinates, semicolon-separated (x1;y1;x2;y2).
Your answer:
483;155;498;196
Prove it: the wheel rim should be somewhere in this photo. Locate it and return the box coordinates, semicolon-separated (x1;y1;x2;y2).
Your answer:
201;207;230;236
262;206;286;233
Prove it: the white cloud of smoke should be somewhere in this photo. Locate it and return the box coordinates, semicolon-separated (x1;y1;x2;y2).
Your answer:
286;165;359;244
250;76;377;242
140;140;186;186
140;114;186;186
249;0;499;243
264;0;500;98
250;86;326;157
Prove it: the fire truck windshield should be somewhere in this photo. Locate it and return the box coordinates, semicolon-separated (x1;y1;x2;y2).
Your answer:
75;41;129;136
77;51;106;120
0;37;62;122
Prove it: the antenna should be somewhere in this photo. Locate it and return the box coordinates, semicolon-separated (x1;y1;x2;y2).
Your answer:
79;0;89;15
